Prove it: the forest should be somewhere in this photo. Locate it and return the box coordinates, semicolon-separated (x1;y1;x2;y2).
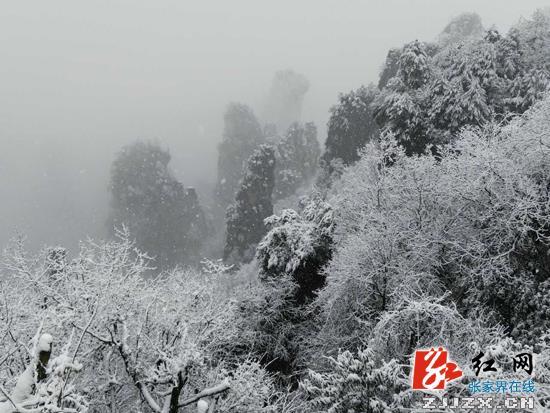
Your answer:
1;8;550;413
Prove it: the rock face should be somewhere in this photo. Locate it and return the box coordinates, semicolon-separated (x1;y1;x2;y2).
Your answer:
224;145;276;265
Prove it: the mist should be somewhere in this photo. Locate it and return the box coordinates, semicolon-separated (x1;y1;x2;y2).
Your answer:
1;0;548;252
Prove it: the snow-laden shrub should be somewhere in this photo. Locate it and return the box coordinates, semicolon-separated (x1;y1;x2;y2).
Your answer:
0;331;88;413
300;348;409;413
369;296;502;363
257;196;334;303
208;360;274;412
223;275;304;378
0;229;275;412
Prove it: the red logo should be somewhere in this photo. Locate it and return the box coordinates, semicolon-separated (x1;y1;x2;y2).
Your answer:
412;347;463;390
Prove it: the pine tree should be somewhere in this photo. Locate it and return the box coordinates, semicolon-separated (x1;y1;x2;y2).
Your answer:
372;41;434;155
428;47;493;137
322;85;380;172
301;348;406;413
224;145;276;264
508;68;550;113
372;76;428;155
109;141;206;269
215;102;264;210
231;196;334;378
256;196;333;303
398;40;431;89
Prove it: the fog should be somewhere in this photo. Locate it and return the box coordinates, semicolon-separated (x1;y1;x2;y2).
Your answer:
1;0;548;252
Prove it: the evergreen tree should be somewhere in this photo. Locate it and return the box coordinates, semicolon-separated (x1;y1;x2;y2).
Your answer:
215;102;264;210
224;145;276;264
428;41;495;139
372;41;435;155
372;78;429;155
301;349;407;413
509;68;550;113
372;12;550;156
322;85;380;172
257;196;334;303
398;40;431;89
181;187;208;263
229;196;334;378
109;141;206;269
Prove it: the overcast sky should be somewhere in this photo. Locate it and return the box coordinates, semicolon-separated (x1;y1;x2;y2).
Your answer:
1;0;548;252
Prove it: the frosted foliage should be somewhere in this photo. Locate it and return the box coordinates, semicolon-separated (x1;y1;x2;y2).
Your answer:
258;201;333;277
0;229;277;412
257;196;334;302
301;348;407;413
323;85;380;169
374;10;550;156
300;96;550;413
398;40;431;89
319;96;550;356
0;330;87;413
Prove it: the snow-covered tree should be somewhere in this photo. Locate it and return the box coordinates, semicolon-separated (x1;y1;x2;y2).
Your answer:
428;41;495;138
372;41;436;154
316;97;550;357
398;40;432;90
300;348;408;413
372;76;429;155
508;67;550;113
293;97;550;412
322;85;380;173
222;196;335;380
224;145;276;265
0;230;281;412
370;11;550;157
0;331;87;413
514;9;550;72
257;196;334;303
